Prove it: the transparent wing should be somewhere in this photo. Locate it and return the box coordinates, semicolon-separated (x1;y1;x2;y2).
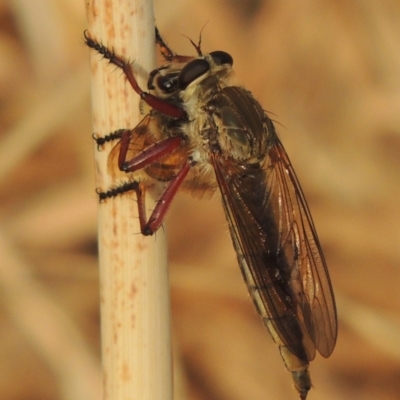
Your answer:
108;114;189;184
211;138;337;360
107;115;154;176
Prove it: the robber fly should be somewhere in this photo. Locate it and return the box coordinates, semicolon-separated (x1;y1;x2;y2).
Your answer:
85;28;337;399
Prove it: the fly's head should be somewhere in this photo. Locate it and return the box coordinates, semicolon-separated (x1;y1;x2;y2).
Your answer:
146;51;234;113
177;51;233;108
147;62;190;100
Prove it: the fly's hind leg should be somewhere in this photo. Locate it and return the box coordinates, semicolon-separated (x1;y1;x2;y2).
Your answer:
97;157;190;236
93;129;128;150
97;181;140;203
96;181;147;234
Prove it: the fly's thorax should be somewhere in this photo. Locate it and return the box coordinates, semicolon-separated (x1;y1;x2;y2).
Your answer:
157;51;233;129
204;86;274;162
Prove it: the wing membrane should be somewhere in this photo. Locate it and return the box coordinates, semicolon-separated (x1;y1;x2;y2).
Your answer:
107;115;154;176
211;138;337;360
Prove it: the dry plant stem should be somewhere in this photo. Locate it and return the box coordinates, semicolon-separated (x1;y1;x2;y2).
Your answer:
85;1;172;400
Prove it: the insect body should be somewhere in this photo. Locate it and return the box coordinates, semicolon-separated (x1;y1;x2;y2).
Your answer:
85;29;337;400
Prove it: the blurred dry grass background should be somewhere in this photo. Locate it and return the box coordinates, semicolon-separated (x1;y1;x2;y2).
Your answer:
0;0;400;399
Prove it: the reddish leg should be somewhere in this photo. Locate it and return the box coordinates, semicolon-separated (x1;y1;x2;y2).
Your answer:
97;161;190;235
118;132;182;172
117;135;187;235
141;161;191;235
84;31;185;119
97;181;152;234
86;30;191;234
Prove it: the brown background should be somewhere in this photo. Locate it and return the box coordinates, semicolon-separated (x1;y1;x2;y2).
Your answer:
1;0;399;399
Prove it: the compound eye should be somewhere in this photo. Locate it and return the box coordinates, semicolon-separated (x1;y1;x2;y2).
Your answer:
157;73;179;94
210;51;233;66
178;59;210;90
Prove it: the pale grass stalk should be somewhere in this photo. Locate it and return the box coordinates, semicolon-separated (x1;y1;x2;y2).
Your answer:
85;1;172;399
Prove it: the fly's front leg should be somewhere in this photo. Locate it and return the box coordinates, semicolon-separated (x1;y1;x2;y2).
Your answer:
155;27;195;63
155;27;176;61
84;31;186;119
